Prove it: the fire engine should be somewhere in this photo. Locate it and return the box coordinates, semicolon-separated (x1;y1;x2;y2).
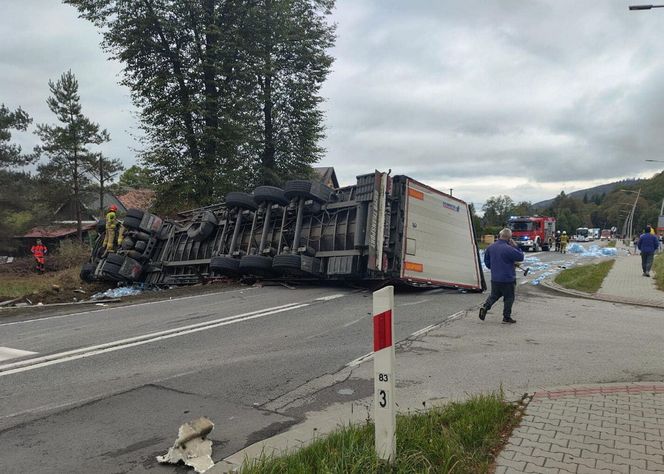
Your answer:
507;216;556;252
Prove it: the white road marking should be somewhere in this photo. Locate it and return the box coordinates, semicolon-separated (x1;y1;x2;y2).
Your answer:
399;299;430;307
0;286;258;327
315;294;345;301
345;310;467;368
0;347;37;362
410;324;436;338
346;351;374;368
0;302;309;377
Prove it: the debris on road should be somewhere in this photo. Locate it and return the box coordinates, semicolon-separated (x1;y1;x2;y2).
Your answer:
157;417;215;473
91;285;145;299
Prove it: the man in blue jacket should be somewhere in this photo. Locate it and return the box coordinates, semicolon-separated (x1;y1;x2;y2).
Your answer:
638;226;659;277
479;228;525;324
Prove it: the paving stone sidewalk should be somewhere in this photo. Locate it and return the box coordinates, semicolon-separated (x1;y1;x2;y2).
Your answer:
496;383;664;473
596;248;664;307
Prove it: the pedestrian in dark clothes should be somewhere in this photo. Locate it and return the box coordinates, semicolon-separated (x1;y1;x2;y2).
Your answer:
638;226;659;277
479;228;524;324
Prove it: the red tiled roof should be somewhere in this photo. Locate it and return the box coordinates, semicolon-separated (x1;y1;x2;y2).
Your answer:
21;224;95;238
118;188;156;211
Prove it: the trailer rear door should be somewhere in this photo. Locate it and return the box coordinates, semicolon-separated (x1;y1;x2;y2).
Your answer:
401;179;483;290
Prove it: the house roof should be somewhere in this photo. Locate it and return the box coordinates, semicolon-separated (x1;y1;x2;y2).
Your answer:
314;166;339;188
20;223;96;239
82;192;127;214
118;188;156;211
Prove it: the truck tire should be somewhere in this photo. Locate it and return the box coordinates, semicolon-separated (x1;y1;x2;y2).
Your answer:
272;254;302;273
209;256;241;276
187;211;217;241
122;216;141;230
80;263;95;282
239;255;273;277
125;250;144;261
284;180;333;203
106;253;125;266
126;208;144;220
253;186;289;206
132;231;151;242
225;192;258;211
121;237;135;250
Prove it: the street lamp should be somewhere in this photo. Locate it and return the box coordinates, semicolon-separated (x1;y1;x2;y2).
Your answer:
629;4;664;9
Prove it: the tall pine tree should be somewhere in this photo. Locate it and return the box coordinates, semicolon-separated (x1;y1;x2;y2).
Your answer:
35;71;110;241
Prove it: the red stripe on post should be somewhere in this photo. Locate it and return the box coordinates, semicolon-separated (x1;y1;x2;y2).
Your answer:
373;310;393;352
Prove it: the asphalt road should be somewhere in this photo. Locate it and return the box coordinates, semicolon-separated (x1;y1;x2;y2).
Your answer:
0;282;483;474
0;242;616;473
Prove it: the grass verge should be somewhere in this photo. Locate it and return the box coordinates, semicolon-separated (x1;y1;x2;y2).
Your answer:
554;259;615;293
241;392;518;474
653;254;664;291
606;240;616;248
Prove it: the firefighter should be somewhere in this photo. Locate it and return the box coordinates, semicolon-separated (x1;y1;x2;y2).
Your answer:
560;231;569;253
554;230;561;253
101;204;120;256
30;239;48;273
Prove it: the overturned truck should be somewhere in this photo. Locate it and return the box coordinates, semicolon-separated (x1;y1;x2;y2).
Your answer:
82;171;485;291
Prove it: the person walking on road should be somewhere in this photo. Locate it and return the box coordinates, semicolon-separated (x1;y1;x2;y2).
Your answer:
638;226;659;277
479;228;524;324
30;239;48;273
554;231;561;252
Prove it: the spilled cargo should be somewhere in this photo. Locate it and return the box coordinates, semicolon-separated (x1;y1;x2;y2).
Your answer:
81;171;486;291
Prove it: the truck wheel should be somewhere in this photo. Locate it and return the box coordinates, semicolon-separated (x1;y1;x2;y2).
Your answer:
225;192;258;211
80;263;95;282
239;255;273;277
187;211;218;241
253;186;289;206
122;216;141;230
121;237;135;250
284;180;333;203
209;256;241;277
106;253;125;266
272;254;302;274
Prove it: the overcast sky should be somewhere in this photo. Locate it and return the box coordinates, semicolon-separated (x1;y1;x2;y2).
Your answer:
2;1;664;209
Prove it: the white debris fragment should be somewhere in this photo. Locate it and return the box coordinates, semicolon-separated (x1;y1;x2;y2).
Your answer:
157;417;215;473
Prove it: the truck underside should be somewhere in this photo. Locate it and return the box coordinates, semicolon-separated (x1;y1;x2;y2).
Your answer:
82;172;486;292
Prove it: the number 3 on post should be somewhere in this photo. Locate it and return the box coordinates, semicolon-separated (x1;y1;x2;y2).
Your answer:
373;286;396;462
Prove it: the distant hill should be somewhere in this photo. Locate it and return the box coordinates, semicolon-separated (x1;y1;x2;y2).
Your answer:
533;178;644;209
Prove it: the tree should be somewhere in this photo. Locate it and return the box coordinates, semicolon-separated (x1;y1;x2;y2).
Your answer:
35;71;110;241
118;164;155;189
482;195;515;227
0;104;35;168
65;0;336;207
85;153;124;218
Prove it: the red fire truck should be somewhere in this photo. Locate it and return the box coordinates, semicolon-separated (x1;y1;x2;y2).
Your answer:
508;216;556;252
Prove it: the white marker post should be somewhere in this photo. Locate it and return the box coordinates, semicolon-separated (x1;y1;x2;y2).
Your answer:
373;285;396;462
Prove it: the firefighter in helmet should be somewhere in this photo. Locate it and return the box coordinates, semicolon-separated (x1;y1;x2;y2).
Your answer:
554;230;561;253
101;204;124;256
560;231;569;253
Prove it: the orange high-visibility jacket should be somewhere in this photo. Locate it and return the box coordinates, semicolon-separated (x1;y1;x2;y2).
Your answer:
31;244;48;263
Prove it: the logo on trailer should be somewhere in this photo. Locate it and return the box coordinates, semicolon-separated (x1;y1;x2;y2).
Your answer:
443;201;460;212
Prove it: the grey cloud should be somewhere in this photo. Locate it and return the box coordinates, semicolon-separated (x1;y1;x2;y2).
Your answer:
2;0;663;206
